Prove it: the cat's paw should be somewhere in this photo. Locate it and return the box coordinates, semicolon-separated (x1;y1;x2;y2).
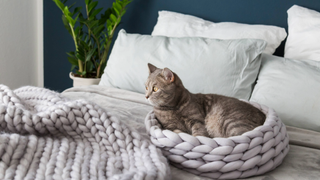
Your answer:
192;133;201;136
192;132;209;137
173;129;183;134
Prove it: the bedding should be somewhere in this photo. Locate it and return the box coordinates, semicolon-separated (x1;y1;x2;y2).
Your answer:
285;5;320;61
151;11;287;55
62;85;320;180
0;85;170;180
250;54;320;132
100;29;266;100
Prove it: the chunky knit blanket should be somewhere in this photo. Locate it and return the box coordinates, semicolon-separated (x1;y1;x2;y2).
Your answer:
0;85;170;180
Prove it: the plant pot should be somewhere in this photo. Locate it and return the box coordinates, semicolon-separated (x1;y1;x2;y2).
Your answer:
69;72;101;87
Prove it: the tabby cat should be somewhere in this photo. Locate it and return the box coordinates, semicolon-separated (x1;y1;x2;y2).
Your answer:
145;63;265;138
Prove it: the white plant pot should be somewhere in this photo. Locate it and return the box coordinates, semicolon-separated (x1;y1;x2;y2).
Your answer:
69;72;101;87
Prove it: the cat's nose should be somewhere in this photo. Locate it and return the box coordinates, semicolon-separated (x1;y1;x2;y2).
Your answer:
145;95;149;99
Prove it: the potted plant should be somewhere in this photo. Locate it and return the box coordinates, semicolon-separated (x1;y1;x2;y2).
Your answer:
53;0;132;87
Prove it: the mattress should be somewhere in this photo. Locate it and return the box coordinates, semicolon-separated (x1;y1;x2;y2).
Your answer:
62;85;320;180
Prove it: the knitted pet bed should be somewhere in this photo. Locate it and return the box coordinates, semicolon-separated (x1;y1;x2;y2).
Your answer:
0;85;170;180
145;100;289;179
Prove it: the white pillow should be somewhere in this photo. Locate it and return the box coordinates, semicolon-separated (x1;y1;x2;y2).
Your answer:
152;11;287;54
100;29;266;100
285;5;320;61
250;54;320;132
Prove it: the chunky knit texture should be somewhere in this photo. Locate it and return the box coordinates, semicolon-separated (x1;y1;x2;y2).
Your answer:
0;85;170;180
145;100;289;179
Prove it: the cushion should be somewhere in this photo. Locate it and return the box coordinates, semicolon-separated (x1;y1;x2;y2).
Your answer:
285;5;320;61
100;29;266;100
151;11;287;54
250;54;320;132
145;100;289;179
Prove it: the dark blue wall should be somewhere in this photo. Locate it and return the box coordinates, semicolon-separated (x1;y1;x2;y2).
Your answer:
44;0;320;92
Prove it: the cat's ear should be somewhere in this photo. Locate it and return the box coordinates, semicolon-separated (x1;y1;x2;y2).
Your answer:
162;68;175;83
148;63;158;74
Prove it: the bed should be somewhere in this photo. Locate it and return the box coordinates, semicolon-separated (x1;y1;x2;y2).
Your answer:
62;86;320;180
2;1;320;180
63;3;320;179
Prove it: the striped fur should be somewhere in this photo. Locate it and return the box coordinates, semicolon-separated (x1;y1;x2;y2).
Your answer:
145;64;265;138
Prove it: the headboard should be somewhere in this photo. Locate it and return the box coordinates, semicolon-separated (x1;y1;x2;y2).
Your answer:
44;0;320;91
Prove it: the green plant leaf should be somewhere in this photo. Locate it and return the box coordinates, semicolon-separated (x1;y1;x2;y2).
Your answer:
113;2;122;16
125;0;133;6
106;19;112;26
113;8;120;16
71;64;76;71
117;17;122;24
115;2;123;11
116;0;123;6
85;0;92;5
106;20;113;35
93;25;105;37
66;16;75;27
100;8;112;23
74;14;80;25
76;70;87;76
86;19;99;28
88;39;92;47
88;1;98;13
63;6;70;16
110;13;117;23
68;56;78;66
90;8;103;19
52;0;65;11
80;40;89;50
86;61;94;72
72;7;82;16
62;15;72;35
66;51;75;57
75;26;81;37
81;71;87;76
76;50;85;62
79;13;86;22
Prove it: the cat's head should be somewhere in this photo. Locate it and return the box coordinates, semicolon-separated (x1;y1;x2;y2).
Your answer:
145;63;184;108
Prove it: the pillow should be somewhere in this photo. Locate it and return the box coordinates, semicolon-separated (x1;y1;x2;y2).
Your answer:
285;5;320;61
151;11;287;54
100;29;266;100
250;54;320;132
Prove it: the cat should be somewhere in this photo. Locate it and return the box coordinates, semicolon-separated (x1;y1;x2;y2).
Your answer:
145;63;266;138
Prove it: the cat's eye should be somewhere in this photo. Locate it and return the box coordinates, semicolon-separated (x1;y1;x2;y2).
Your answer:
146;86;148;90
153;87;158;92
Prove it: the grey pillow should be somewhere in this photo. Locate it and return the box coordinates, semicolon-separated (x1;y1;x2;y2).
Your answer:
250;54;320;132
100;29;266;100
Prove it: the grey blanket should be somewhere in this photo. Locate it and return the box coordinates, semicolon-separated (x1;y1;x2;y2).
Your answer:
0;85;170;180
63;85;320;180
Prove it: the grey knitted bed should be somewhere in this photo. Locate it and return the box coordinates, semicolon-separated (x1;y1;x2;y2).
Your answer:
0;85;170;180
145;100;289;179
